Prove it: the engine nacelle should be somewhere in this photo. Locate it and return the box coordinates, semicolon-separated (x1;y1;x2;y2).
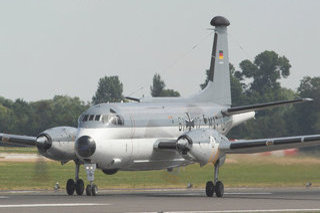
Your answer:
176;129;229;166
102;169;119;175
36;126;78;162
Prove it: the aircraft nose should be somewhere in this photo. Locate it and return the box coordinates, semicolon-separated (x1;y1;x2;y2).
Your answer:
75;136;96;158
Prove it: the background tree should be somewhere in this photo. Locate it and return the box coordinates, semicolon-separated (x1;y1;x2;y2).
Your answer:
229;51;295;139
288;76;320;135
151;74;165;97
92;76;123;104
239;50;291;97
0;96;89;137
150;73;180;97
200;69;210;90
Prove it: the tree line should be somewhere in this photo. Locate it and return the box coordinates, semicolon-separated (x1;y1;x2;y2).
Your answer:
0;50;319;141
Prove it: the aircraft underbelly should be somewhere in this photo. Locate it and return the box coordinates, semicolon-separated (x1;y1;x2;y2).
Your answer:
121;159;193;171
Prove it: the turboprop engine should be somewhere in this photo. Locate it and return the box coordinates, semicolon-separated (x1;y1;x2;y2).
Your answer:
176;129;229;166
36;126;78;162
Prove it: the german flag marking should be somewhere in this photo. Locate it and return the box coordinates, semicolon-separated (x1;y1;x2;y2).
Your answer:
219;50;223;59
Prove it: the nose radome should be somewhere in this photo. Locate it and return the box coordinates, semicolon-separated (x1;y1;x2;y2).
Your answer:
75;136;96;158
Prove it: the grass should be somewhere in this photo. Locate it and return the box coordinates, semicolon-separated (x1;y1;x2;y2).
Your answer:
0;146;38;153
1;155;320;190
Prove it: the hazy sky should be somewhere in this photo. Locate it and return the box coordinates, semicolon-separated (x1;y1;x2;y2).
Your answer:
0;0;319;102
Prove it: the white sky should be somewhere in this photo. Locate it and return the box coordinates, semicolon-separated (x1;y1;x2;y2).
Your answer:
0;0;319;102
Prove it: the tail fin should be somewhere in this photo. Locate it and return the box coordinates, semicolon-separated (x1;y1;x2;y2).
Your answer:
191;16;231;106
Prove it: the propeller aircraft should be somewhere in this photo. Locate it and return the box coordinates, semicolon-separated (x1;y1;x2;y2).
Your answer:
1;16;319;197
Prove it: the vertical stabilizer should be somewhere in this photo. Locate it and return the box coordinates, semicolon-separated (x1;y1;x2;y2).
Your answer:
191;16;231;106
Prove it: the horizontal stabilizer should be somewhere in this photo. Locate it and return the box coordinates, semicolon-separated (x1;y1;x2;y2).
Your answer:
0;133;36;146
222;98;312;116
124;96;141;103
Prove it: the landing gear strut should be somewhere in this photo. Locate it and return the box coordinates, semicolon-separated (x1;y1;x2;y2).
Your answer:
205;160;224;198
66;161;85;196
84;163;98;196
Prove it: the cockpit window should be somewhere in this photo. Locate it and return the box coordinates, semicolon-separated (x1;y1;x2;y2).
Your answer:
116;115;124;125
102;114;108;123
82;115;89;122
95;115;101;121
89;115;94;121
102;114;124;126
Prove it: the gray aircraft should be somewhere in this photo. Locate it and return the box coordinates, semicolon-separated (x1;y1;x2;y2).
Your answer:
1;16;320;198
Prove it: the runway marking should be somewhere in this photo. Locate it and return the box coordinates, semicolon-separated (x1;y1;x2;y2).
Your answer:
168;192;272;196
0;203;110;208
133;209;320;213
225;192;272;195
8;190;41;194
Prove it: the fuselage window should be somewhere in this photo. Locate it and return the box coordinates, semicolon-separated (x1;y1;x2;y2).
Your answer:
95;115;101;121
82;115;88;122
89;115;94;121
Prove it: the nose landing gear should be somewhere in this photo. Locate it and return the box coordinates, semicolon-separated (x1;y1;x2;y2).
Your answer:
84;163;98;196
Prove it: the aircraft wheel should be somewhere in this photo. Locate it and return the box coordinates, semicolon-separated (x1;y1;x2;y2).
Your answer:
66;179;75;195
205;181;214;197
91;184;98;196
75;179;84;195
215;181;224;198
86;185;92;196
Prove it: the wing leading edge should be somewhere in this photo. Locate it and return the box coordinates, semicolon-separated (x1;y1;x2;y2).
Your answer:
222;135;320;154
0;133;36;146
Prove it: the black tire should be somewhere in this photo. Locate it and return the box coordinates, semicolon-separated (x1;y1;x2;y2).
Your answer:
75;179;84;195
91;184;98;196
66;179;75;196
205;181;214;197
86;185;92;196
215;181;224;198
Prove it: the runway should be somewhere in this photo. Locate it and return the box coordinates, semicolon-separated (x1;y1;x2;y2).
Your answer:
0;188;320;213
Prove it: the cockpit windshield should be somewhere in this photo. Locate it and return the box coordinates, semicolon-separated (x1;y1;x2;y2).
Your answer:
101;114;124;126
80;113;124;126
79;106;124;127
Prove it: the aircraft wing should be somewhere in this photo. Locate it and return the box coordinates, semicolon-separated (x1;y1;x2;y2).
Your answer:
222;98;312;116
0;133;37;147
222;134;320;154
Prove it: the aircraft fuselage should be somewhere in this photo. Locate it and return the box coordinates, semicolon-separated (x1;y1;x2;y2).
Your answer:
76;102;249;171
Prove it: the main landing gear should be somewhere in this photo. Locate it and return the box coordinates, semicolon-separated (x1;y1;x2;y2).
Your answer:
66;161;98;196
66;162;85;195
205;160;224;198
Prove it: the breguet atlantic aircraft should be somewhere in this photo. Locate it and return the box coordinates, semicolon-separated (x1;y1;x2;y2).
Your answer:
1;16;320;198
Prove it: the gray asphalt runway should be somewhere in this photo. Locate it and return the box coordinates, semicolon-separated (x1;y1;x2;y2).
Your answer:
0;188;320;213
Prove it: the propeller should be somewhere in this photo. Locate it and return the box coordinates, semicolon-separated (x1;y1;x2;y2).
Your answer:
32;153;49;182
161;167;183;185
32;135;51;182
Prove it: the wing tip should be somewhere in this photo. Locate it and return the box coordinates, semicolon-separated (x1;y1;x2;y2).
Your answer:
302;98;313;102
